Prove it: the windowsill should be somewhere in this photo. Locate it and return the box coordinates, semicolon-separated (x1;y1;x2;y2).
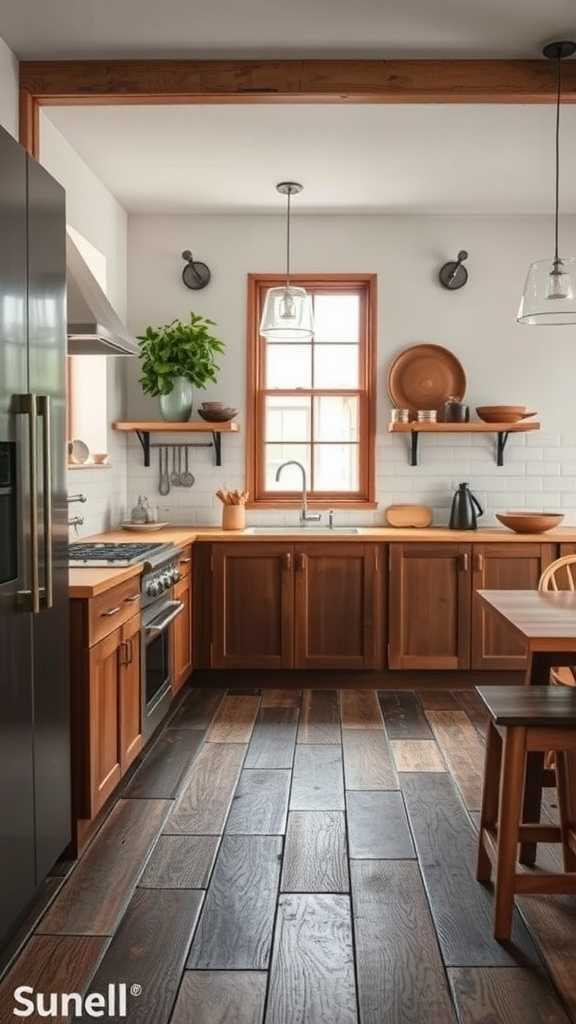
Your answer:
247;500;378;510
67;462;112;470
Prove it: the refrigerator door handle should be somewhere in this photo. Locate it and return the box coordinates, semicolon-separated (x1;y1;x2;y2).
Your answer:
15;393;41;614
37;395;53;609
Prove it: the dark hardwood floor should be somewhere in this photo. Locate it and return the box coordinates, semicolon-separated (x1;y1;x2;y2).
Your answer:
1;684;575;1023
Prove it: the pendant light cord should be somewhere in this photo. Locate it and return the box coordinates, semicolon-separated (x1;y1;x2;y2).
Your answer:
286;189;291;286
554;55;562;264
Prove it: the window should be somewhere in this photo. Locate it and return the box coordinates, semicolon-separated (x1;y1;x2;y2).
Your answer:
67;355;108;457
247;275;376;507
65;228;109;465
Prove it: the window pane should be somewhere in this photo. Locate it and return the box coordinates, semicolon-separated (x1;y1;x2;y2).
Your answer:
266;344;312;388
266;396;311;443
313;293;360;343
314;396;358;442
314;344;358;388
314;444;359;492
265;444;311;491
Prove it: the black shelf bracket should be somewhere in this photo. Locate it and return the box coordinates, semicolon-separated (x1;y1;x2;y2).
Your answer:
402;428;514;468
135;430;151;467
212;432;222;467
496;431;510;467
410;432;419;467
134;430;225;468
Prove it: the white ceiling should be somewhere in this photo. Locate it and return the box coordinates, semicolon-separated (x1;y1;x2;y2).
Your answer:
43;103;576;215
2;0;575;58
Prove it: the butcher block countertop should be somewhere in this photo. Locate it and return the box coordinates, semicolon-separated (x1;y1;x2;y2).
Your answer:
69;525;576;598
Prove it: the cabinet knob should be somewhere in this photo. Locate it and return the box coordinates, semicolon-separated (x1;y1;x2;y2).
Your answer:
284;552;292;571
459;553;469;572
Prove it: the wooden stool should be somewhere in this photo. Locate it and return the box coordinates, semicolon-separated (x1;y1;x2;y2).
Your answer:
475;685;576;942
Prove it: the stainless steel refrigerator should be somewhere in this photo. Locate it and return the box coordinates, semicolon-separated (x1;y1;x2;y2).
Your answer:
0;124;70;951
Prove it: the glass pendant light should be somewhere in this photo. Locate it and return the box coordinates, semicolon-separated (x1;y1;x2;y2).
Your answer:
518;40;576;324
260;182;314;340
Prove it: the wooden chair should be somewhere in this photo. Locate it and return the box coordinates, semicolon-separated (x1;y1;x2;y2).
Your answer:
539;555;576;688
476;685;576;942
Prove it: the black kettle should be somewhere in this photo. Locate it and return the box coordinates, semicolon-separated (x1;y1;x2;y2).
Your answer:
449;482;484;530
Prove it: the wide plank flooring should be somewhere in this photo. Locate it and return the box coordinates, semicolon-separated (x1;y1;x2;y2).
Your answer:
4;685;574;1024
187;835;282;969
352;860;456;1023
265;894;357;1024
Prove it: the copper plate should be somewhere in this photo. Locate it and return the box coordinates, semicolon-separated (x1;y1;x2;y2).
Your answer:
387;344;466;412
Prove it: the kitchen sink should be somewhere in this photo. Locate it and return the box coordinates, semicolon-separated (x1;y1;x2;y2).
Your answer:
245;526;361;535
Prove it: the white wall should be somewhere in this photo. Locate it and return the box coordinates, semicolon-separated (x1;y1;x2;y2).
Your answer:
40;113;129;537
0;36;18;138
125;212;576;527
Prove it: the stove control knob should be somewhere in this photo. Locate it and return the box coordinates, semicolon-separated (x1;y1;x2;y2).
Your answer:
147;579;160;597
172;567;181;583
161;572;172;590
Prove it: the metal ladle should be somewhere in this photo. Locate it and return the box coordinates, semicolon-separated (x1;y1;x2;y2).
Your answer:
180;446;195;487
159;447;170;496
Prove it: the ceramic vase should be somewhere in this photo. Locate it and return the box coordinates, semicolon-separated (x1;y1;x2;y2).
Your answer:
159;376;193;421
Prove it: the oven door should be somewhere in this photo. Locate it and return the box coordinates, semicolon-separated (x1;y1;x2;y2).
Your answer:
141;598;184;737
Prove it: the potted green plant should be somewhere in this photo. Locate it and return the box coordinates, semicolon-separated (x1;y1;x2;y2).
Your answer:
137;313;225;421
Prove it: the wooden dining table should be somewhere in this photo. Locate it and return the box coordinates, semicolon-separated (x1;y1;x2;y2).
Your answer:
478;589;576;686
478;588;576;865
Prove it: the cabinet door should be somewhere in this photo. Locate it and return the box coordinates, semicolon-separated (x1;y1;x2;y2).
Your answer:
294;543;380;669
212;543;294;668
120;614;143;773
88;628;123;816
471;543;555;669
388;543;471;670
172;574;192;694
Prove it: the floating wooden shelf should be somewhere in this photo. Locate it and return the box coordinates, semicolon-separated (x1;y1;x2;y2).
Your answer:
113;420;239;467
388;420;541;467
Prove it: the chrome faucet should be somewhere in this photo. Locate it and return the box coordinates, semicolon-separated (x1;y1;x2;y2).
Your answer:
275;461;322;526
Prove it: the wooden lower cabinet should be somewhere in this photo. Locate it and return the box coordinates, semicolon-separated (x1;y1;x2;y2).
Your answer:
388;543;472;670
87;628;123;817
471;543;555;669
172;573;193;693
85;613;142;819
294;543;380;669
211;543;294;668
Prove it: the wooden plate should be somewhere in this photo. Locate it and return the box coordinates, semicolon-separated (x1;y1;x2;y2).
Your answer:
120;522;169;532
387;344;466;412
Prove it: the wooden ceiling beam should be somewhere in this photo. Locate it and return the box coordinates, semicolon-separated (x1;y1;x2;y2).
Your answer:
20;57;576;156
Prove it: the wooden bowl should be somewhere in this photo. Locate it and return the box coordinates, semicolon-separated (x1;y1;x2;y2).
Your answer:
198;408;238;422
496;512;564;534
476;406;536;423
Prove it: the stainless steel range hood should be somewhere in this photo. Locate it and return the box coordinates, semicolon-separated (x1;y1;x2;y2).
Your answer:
66;234;138;356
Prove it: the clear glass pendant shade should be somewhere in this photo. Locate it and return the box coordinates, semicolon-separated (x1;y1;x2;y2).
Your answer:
517;257;576;325
259;285;314;340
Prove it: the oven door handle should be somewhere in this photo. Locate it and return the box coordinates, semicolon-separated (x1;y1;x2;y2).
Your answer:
145;600;184;636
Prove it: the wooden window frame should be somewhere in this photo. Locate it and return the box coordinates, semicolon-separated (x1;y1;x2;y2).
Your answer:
246;273;377;509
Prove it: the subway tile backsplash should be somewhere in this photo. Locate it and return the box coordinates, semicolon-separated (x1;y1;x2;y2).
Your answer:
121;429;576;530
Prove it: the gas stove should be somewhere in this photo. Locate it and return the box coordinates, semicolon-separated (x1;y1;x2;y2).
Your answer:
69;541;168;567
69;541;183;607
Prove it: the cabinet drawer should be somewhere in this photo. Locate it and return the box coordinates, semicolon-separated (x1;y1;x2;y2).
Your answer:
88;577;141;646
177;546;192;580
